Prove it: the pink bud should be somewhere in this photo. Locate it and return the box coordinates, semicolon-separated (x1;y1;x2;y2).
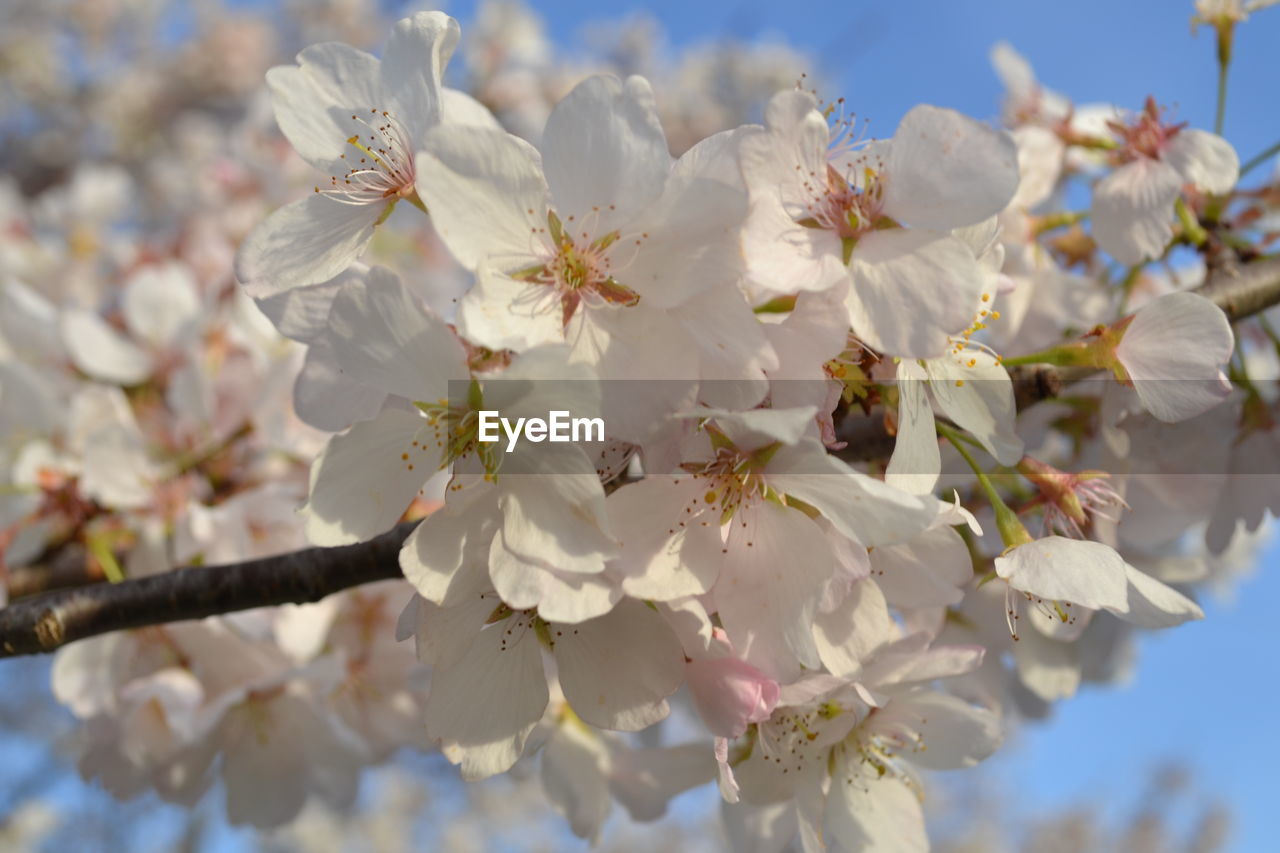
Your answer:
685;656;780;739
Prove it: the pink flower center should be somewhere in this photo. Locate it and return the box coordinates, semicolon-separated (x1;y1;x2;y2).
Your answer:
315;108;416;205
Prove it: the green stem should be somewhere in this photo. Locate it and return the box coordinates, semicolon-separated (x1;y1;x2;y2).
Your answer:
1175;198;1208;248
935;422;1031;547
1241;139;1280;179
1214;53;1229;137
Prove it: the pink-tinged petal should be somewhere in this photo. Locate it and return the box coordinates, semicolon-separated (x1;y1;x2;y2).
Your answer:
415;125;549;270
61;310;151;385
884;105;1020;231
326;266;469;402
1091;158;1181;266
235;194;383;298
824;754;928;853
1164;128;1238;195
713;501;833;681
301;408;430;546
425;615;548;780
553;598;684;731
266;42;382;172
379;11;457;140
846;229;984;359
994;536;1129;610
685;656;780;738
886;361;941;496
1116;291;1233;423
540;75;672;233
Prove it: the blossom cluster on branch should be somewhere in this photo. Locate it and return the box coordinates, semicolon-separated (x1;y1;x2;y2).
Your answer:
2;0;1279;848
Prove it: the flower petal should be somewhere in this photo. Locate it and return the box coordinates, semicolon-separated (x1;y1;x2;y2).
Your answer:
1091;158;1181;266
846;229;984;359
1164;128;1238;195
553;598;684;731
235;194;383;298
884;105;1020;231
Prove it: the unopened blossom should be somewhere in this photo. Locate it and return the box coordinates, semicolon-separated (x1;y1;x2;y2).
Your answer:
1092;98;1239;265
235;12;499;298
740;89;1019;358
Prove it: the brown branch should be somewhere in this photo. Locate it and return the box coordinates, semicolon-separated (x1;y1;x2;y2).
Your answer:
2;257;1280;659
0;522;416;658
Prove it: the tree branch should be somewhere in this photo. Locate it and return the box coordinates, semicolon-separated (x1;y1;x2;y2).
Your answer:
0;522;415;658
2;257;1280;659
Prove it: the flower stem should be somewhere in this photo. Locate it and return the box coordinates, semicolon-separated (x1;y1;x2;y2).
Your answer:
935;422;1031;547
1241;139;1280;179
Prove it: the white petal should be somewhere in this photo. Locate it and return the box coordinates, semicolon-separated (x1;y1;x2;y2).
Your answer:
456;263;564;352
425;617;548;780
326;265;468;402
497;442;616;575
441;88;502;129
541;721;612;843
61;310;151;385
766;439;937;547
825;755;928;853
846;229;984;359
870;525;972;608
379;11;457;140
292;337;388;432
553;598;684;731
885;361;941;496
254;267;359;343
235;194;383;298
813;578;894;678
301;408;430;546
1164;129;1239;195
712;501;833;681
926;353;1024;465
609;743;716;822
122;263;201;350
994;536;1129;610
415;125;548;270
1091;159;1181;266
266;42;382;172
868;690;1002;770
884;105;1020;230
1107;563;1204;628
540;75;672;232
1011;625;1081;702
400;484;499;606
1116;291;1233;423
489;533;621;624
608;476;722;601
1010;125;1066;210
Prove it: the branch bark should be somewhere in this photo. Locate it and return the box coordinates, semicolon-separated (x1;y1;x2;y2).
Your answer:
0;522;415;657
2;256;1279;659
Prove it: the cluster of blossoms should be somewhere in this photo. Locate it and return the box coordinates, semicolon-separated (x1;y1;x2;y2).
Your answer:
3;0;1280;848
